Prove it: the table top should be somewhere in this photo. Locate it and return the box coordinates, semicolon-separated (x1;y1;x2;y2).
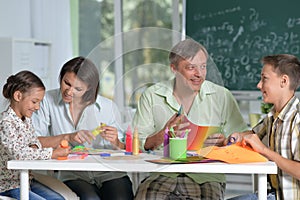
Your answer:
7;152;277;174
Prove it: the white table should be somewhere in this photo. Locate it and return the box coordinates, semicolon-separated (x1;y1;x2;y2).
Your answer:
7;153;277;200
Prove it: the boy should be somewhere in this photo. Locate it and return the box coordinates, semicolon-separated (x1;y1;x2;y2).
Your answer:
229;54;300;199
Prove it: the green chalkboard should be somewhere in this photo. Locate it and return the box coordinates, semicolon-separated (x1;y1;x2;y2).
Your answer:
186;0;300;90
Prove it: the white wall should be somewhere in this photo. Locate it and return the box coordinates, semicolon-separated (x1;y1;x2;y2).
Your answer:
0;0;73;111
0;0;31;38
0;0;73;88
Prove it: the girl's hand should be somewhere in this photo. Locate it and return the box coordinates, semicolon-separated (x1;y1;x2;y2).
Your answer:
51;144;70;159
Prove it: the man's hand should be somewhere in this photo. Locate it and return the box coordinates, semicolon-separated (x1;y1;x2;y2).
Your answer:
204;133;225;147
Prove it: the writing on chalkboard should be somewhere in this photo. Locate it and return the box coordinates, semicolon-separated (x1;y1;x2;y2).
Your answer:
186;0;300;90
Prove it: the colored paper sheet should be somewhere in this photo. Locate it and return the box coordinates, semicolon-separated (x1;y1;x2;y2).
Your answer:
197;144;268;164
146;156;217;164
71;146;122;155
182;116;221;151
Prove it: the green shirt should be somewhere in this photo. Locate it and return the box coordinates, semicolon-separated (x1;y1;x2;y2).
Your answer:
133;79;248;184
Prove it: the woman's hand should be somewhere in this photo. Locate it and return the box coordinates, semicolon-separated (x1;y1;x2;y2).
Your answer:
100;125;120;147
98;125;125;149
70;130;95;144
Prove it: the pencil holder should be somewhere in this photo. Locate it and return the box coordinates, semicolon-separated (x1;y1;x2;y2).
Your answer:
169;138;187;160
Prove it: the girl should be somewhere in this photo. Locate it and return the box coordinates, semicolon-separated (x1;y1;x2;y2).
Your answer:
0;70;70;200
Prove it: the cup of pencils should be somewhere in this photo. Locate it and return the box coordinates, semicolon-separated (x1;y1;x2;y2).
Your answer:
169;137;187;160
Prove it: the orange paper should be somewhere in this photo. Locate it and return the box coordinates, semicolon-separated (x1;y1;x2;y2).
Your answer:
197;144;268;164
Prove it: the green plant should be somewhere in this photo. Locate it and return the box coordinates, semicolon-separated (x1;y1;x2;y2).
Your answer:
261;102;273;114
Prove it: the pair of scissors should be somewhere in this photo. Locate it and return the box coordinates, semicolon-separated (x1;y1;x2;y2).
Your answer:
227;136;236;145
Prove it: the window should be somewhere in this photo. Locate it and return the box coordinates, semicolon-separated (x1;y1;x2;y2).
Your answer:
75;0;182;119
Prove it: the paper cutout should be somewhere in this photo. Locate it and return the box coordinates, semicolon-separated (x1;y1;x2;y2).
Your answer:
67;153;88;160
104;155;141;160
181;116;221;151
146;156;217;164
197;143;268;164
71;146;122;155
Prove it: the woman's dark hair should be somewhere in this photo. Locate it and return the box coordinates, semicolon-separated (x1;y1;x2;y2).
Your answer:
59;56;99;104
3;70;45;100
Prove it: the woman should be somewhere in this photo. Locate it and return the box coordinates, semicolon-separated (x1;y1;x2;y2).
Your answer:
32;57;133;200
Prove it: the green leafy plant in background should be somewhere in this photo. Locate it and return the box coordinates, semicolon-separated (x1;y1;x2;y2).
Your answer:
261;102;273;114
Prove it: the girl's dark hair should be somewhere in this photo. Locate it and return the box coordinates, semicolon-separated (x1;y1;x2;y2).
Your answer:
262;54;300;91
59;56;99;104
3;70;45;100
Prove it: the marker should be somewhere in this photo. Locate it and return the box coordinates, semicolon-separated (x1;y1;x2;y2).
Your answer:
179;129;190;138
169;127;176;138
100;153;111;157
164;127;170;157
180;131;185;138
177;105;183;116
184;129;190;138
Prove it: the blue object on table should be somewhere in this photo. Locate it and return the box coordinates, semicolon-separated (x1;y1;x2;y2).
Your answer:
100;153;111;157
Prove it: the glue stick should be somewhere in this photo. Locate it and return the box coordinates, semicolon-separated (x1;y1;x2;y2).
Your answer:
132;127;139;155
57;140;69;160
92;123;106;136
125;125;132;153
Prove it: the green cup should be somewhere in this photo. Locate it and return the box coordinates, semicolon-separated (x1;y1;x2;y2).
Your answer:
169;138;187;160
